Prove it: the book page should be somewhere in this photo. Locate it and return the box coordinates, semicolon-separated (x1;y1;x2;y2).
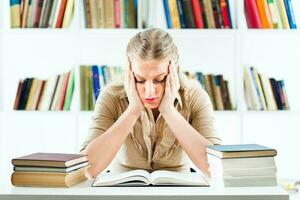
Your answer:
93;169;151;186
150;170;209;186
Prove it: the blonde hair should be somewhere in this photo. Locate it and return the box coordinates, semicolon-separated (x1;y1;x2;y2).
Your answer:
126;28;179;67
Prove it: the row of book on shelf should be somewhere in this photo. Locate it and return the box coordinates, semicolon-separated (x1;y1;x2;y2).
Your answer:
13;65;290;111
84;0;234;29
10;0;75;28
244;0;297;29
184;71;234;110
10;143;278;187
13;69;75;111
244;66;289;110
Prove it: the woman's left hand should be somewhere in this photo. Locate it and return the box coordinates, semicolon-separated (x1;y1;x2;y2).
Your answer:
158;62;180;114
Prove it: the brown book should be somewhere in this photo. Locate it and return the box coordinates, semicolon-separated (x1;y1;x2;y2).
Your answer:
104;0;115;28
11;167;87;187
13;80;24;110
12;153;87;167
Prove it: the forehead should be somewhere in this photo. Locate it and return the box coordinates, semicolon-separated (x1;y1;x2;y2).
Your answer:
131;59;169;78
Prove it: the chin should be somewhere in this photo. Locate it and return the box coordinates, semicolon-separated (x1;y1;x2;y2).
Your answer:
144;103;159;109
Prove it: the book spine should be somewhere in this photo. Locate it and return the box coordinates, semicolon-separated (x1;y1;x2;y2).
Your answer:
176;0;186;28
10;0;21;28
163;0;173;28
191;0;204;28
284;0;297;29
256;0;273;28
244;0;263;28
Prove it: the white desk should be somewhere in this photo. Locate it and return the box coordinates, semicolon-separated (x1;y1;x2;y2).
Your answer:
0;180;289;200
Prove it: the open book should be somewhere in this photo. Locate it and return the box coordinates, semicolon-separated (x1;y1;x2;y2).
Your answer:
92;169;209;186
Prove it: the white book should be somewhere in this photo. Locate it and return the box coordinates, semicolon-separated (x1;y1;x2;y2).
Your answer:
146;0;167;29
93;169;209;186
260;73;277;110
207;154;276;170
48;0;59;28
38;75;59;110
222;176;278;187
26;0;39;28
14;162;88;173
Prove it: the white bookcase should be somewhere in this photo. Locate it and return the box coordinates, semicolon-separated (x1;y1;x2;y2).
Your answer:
1;0;300;185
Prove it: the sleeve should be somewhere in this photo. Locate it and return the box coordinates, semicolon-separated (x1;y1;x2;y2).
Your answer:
188;87;222;145
79;88;119;152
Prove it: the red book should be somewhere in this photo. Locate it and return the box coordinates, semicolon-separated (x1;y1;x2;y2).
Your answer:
220;0;230;28
34;0;44;27
55;0;68;28
191;0;204;28
114;0;121;28
244;0;262;28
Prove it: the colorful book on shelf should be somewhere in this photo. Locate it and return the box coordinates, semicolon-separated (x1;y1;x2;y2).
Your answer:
191;0;204;28
10;0;21;28
202;0;216;28
176;0;186;28
284;0;297;29
220;0;231;28
256;0;273;28
62;0;74;28
245;0;263;28
211;0;223;28
181;0;195;28
168;0;181;29
276;0;290;29
13;80;24;110
63;69;75;110
267;0;282;28
163;0;173;28
207;144;277;159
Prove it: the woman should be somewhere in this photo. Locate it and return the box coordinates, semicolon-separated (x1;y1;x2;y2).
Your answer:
81;28;221;178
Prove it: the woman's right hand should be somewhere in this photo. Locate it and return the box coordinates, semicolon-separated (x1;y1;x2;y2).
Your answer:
124;58;144;115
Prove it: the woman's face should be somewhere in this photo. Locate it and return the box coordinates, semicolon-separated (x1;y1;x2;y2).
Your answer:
131;59;170;109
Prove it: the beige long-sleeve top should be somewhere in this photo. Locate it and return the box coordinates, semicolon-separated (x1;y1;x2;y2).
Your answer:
80;77;221;172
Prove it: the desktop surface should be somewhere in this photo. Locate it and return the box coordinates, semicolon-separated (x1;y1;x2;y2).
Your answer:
0;179;289;200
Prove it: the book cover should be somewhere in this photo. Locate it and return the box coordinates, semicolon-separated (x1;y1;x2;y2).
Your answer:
220;0;231;28
13;80;23;110
168;0;181;28
191;0;204;28
202;0;215;28
55;0;67;28
207;144;277;159
181;0;195;28
11;167;87;187
62;0;74;28
244;0;263;28
10;0;21;28
34;0;44;27
276;0;290;29
163;0;173;28
256;0;273;28
267;0;282;28
12;152;87;167
176;0;186;28
63;69;75;110
284;0;297;29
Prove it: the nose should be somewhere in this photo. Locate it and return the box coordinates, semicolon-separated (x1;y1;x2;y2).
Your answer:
145;81;155;98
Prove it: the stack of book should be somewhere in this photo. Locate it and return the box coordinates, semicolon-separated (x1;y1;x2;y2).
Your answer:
244;66;289;110
244;0;297;29
80;65;124;111
184;71;234;110
10;0;75;28
11;152;88;187
207;144;278;187
83;0;234;29
13;68;75;111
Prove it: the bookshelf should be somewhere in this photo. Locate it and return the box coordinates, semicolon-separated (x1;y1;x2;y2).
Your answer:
0;0;300;185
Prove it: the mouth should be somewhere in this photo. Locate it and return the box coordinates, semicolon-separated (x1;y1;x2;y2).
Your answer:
144;98;158;104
